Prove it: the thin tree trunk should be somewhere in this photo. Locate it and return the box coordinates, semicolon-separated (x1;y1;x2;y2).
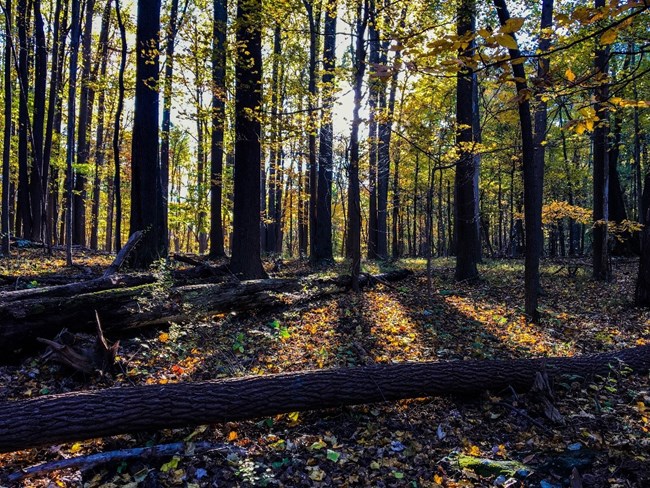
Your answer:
209;0;227;257
493;0;543;321
65;0;82;265
592;0;610;281
1;0;11;255
313;0;336;263
113;0;127;252
90;0;111;250
348;0;368;291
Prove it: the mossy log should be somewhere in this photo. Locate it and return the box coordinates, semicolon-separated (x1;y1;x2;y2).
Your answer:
0;270;412;357
0;345;648;453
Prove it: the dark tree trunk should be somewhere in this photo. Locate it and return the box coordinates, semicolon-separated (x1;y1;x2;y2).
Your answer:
592;0;610;281
366;0;379;260
129;0;167;268
348;0;368;290
230;0;266;279
113;0;127;252
160;0;182;253
1;346;649;453
493;0;543;321
454;0;480;282
303;0;320;261
29;0;47;242
313;0;336;263
209;0;227;257
635;172;650;305
376;34;391;260
72;0;97;247
1;0;11;255
265;24;282;255
65;0;82;265
42;0;66;249
90;0;112;250
16;0;31;238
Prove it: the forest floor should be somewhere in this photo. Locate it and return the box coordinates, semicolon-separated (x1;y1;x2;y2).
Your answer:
0;250;649;487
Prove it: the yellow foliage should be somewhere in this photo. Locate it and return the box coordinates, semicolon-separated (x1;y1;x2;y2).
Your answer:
542;201;592;225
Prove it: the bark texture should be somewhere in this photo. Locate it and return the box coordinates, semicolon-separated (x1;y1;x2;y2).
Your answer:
0;346;648;453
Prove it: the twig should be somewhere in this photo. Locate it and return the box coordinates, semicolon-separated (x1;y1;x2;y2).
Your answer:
4;441;244;483
497;401;554;436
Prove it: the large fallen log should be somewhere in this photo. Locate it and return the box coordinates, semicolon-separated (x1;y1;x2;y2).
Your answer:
0;345;648;453
0;269;412;356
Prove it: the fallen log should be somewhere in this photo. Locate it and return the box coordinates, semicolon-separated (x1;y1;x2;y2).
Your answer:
5;441;244;483
0;345;647;453
0;269;412;356
103;231;144;277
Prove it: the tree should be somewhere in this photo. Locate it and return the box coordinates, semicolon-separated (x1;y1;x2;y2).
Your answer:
313;0;337;263
454;0;480;282
592;0;610;281
129;0;167;268
65;0;82;265
492;0;543;321
348;0;368;291
1;0;11;256
112;0;128;252
209;0;227;257
230;0;267;279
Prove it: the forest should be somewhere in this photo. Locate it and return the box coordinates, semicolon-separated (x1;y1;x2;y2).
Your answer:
0;0;649;485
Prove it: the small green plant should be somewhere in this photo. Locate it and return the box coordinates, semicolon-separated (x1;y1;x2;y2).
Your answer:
232;332;246;353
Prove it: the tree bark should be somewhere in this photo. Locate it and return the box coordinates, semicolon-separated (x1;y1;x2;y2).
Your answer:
230;0;266;279
129;0;166;267
493;0;542;321
592;0;610;281
209;0;227;257
1;345;648;453
313;0;337;263
1;0;11;256
454;0;480;282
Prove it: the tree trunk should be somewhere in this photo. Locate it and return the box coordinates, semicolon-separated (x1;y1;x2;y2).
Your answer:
313;0;337;263
72;0;97;247
209;0;227;257
16;0;31;239
348;0;368;290
1;345;648;453
65;0;82;265
592;0;610;281
493;0;543;321
230;0;266;279
90;0;112;250
113;0;127;252
366;0;379;260
1;0;12;256
129;0;166;268
454;0;480;282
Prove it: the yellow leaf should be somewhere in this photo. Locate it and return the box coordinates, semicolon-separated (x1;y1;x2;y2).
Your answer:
288;411;300;422
228;431;238;441
70;442;83;453
502;17;525;34
477;28;491;38
495;34;518;50
468;444;481;456
600;29;617;45
159;332;169;343
565;68;576;82
434;474;444;484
